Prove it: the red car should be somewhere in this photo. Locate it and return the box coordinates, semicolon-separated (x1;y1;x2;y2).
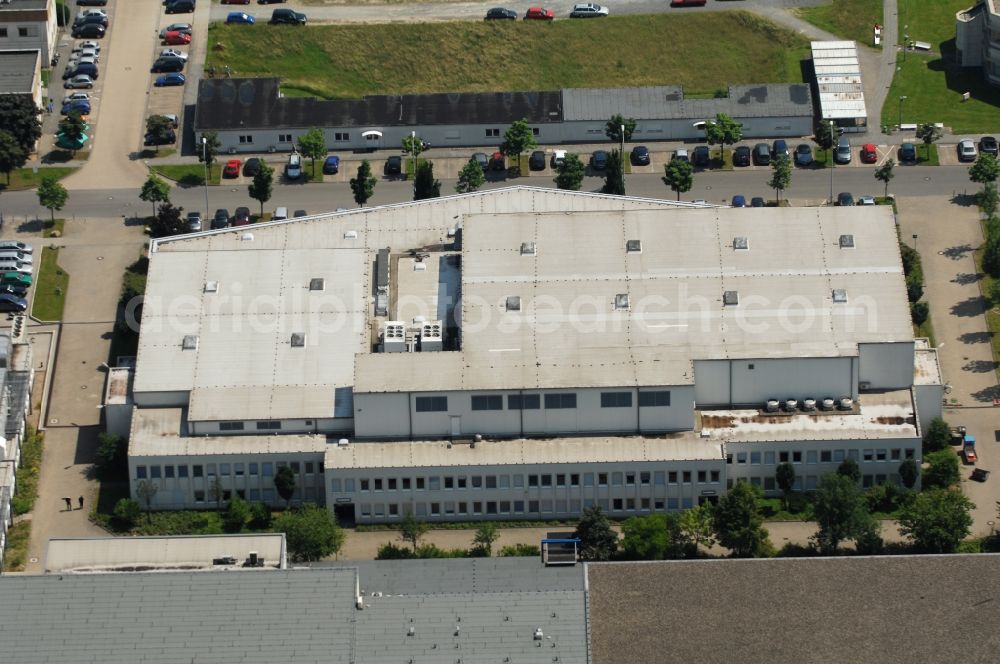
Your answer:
524;6;555;20
671;0;706;5
860;143;878;163
489;151;505;170
223;159;242;178
163;31;192;45
221;0;250;3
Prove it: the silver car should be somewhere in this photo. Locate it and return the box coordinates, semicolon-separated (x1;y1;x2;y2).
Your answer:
570;3;608;17
187;211;203;233
64;74;95;89
958;139;977;162
834;136;852;164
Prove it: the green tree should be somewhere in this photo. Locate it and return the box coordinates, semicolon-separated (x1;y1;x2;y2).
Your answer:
621;513;685;560
0;129;26;184
874;158;895;197
915;123;942;161
95;432;126;478
0;95;42;155
899;458;919;489
150;201;186;238
249;501;272;529
399;510;430;552
113;497;142;528
775;462;796;509
274;465;297;507
923;417;951;453
923;449;960;489
275;504;345;562
984;233;1000;278
911;301;929;326
969;153;1000;185
350;160;376;207
222;495;251;533
978;181;999;217
814;121;835;153
145;115;174;153
574;505;619;561
500;118;537;161
455;157;485;193
554;153;585;190
704;113;743;161
662;158;694;200
139;173;171;218
602;149;625;195
401;133;426;160
471;522;499;557
37;175;68;223
198;131;221;167
767;155;791;204
812;473;877;553
713;482;769;558
135;478;159;516
898;488;974;553
57;111;86;146
207;477;224;511
296;128;327;177
678;501;716;553
837;458;861;484
413;160;441;200
604;115;636;143
248;161;274;216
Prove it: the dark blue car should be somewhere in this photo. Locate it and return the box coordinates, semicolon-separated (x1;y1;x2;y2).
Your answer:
154;73;186;87
731;195;746;208
61;101;91;115
226;11;255;24
322;155;340;174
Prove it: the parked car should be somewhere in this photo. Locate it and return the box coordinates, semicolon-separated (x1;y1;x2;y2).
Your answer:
0;242;33;254
257;0;285;4
958;139;977;162
159;24;193;38
243;158;261;176
76;0;108;5
490;151;505;170
322;155;340;174
162;31;192;45
0;284;28;299
234;207;251;226
860;143;878;164
61;100;91;116
64;74;95;89
285;152;302;179
631;145;650;166
154;73;186;87
771;139;789;160
63;62;98;80
692;145;710;167
73;41;101;55
590;150;609;170
270;8;306;24
187;211;202;232
165;0;196;13
793;144;813;167
143;129;176;146
0;294;27;313
857;195;877;205
212;209;230;229
159;48;188;61
73;14;108;28
752;143;770;166
731;195;746;208
63;92;90;104
750;197;765;208
524;6;555;19
485;7;516;19
151;57;185;73
75;4;106;12
733;145;751;167
569;3;608;17
834;136;852;164
898;142;917;163
223;159;242;178
980;136;999;157
836;192;855;206
671;0;706;5
222;0;250;4
472;152;489;171
672;148;689;163
71;23;106;39
0;272;31;287
529;150;546;170
385;155;402;175
272;207;287;221
226;11;255;24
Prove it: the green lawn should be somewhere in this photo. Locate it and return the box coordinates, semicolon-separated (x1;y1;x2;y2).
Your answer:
206;12;810;99
43;218;65;238
798;0;883;48
150;163;221;186
898;0;969;49
0;166;75;192
1;521;32;571
11;428;44;515
32;246;69;322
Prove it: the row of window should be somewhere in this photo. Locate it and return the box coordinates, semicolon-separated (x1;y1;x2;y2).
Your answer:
418;390;672;413
730;473;898;492
332;469;721;494
0;27;39;39
219;421;282;432
135;460;322;480
727;448;916;465
192;486;318;504
485;128;541;138
358;496;700;519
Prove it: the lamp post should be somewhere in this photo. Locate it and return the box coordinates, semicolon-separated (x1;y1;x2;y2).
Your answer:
912;234;918;252
201;136;210;216
410;130;417;190
898;95;907;129
829;119;835;205
619;123;625;186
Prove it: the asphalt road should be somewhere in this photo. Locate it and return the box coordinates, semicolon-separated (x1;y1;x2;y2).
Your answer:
0;164;980;220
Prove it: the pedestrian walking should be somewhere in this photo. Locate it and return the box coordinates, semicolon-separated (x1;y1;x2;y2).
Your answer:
46;100;53;114
78;496;84;510
63;497;72;510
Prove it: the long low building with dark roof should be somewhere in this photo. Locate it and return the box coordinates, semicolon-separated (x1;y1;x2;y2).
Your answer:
193;78;813;154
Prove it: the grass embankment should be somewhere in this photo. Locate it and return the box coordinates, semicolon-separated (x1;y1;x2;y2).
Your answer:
32;246;69;321
0;167;75;192
882;0;1000;133
11;428;44;515
798;0;883;48
206;12;809;99
151;164;221;186
974;245;1000;378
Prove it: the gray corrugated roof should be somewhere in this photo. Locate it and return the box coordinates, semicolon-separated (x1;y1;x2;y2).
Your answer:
0;50;38;95
562;84;813;121
194;78;564;132
4;370;30;436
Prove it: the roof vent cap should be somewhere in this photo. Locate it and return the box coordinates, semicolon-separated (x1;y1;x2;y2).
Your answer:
614;294;629;310
204;281;219;293
181;335;199;350
626;239;642;253
723;290;739;306
839;234;855;248
309;278;325;291
506;296;521;312
290;333;306;347
733;236;749;250
832;288;848;303
520;242;536;256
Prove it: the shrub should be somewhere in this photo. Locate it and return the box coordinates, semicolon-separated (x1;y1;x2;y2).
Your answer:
922;417;951;454
376;542;415;559
113;498;142;528
865;481;902;513
923;449;960;489
910;302;929;326
499;543;540;557
249;501;272;529
95;432;126;479
222;496;250;533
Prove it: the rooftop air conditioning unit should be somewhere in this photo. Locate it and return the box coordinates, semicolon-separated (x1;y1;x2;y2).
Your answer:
784;399;798;412
820;398;836;411
420;320;444;352
802;398;817;411
838;397;854;410
765;399;779;413
381;321;406;353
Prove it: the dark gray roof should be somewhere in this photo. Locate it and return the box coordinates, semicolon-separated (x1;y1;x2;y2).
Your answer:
562;84;813;121
0;50;37;96
194;78;564;132
4;370;30;436
587;554;1000;664
0;0;49;11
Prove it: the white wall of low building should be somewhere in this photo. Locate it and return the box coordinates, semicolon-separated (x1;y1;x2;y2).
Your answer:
913;383;943;435
133;390;189;408
189;417;353;436
858;341;915;389
694;357;857;407
326;457;727;524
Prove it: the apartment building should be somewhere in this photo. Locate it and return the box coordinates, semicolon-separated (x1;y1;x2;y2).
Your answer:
0;0;57;66
957;0;1000;87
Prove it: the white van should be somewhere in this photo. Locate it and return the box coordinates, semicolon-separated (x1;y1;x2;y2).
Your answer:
273;206;288;221
285;152;302;180
0;250;32;265
0;241;32;254
0;257;31;275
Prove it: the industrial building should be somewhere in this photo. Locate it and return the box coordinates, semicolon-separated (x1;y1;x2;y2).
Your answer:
120;187;942;523
194;78;814;154
811;40;868;132
957;0;1000;87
